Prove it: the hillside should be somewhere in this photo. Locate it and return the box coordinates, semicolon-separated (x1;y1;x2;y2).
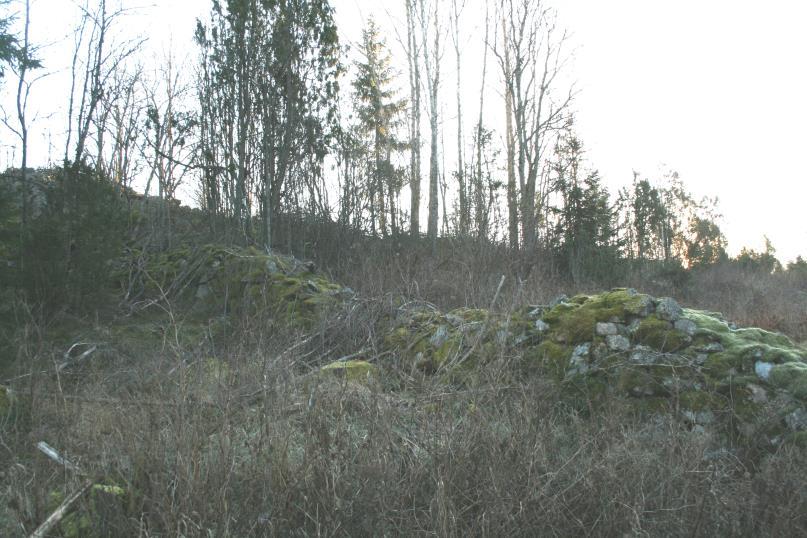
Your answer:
2;243;806;536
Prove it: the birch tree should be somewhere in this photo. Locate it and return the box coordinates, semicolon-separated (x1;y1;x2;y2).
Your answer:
494;0;573;252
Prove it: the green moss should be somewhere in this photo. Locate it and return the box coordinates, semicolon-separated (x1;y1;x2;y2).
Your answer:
530;341;572;380
542;289;652;344
683;309;807;388
634;315;688;352
46;482;126;538
433;334;464;366
678;390;722;412
320;360;379;383
451;307;489;323
769;362;807;400
617;365;672;397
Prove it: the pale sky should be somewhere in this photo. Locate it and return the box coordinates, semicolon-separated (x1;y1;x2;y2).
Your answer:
5;0;806;262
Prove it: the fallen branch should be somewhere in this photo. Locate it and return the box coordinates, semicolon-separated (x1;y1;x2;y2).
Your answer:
36;441;82;474
28;479;94;538
57;344;98;372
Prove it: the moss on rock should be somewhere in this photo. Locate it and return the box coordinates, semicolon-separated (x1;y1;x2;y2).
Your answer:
769;362;807;400
633;315;689;352
320;360;379;383
542;289;653;344
683;308;807;389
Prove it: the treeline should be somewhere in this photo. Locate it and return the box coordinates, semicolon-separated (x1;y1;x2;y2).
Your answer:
0;0;804;309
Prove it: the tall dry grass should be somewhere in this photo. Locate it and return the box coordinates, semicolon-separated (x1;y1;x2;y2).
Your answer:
2;286;806;537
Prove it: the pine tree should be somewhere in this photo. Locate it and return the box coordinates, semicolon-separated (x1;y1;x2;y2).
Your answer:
352;18;407;237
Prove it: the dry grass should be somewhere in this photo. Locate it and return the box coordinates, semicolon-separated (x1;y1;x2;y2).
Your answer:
3;287;807;537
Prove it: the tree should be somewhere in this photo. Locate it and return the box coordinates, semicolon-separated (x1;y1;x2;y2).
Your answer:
549;132;615;282
196;0;340;248
0;0;24;81
450;0;469;235
494;0;573;253
353;18;407;237
685;216;727;268
736;236;782;274
404;0;422;237
0;0;42;279
416;0;443;243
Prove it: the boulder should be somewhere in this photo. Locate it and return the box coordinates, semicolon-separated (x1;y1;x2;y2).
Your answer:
655;297;683;322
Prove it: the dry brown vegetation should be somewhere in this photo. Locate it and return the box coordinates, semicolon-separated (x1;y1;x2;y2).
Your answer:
2;241;807;536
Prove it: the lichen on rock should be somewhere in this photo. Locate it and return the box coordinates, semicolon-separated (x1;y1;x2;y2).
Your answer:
320;360;379;383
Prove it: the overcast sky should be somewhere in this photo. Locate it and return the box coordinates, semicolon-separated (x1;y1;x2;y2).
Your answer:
5;0;806;262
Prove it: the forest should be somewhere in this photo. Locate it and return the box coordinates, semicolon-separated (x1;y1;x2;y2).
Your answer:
1;0;806;536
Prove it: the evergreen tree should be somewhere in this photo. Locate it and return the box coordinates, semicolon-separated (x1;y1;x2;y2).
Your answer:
196;0;340;247
550;133;616;282
352;18;407;237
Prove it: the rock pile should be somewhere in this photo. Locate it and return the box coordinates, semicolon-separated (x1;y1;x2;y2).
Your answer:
386;288;807;446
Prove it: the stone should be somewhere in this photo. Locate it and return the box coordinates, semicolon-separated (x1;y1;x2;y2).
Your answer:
527;305;547;319
549;294;569;307
629;345;664;365
429;325;450;348
606;334;631;352
785;408;807;431
655;297;683;322
534;319;550;333
674;318;697;337
747;383;768;404
683;409;716;425
320;360;379;383
567;343;591;375
195;283;211;300
755;361;773;381
697;342;724;353
596;322;618;336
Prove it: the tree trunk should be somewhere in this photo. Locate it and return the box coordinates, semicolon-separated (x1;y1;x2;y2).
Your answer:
503;16;518;249
406;0;422;237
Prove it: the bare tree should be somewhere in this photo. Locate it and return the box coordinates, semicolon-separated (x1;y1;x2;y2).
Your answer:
2;0;42;273
473;0;491;239
66;0;144;169
416;0;443;243
404;0;423;237
494;0;574;253
451;0;468;235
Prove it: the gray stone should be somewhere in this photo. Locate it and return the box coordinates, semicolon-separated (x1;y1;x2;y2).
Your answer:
785;408;807;431
430;325;449;347
596;322;619;336
567;343;592;376
674;318;697;337
683;409;716;425
606;334;631;352
550;294;569;307
656;297;683;322
629;345;657;365
195;284;211;300
527;305;547;318
697;342;724;353
534;319;550;333
747;383;768;404
627;319;642;334
754;361;773;381
590;342;610;362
